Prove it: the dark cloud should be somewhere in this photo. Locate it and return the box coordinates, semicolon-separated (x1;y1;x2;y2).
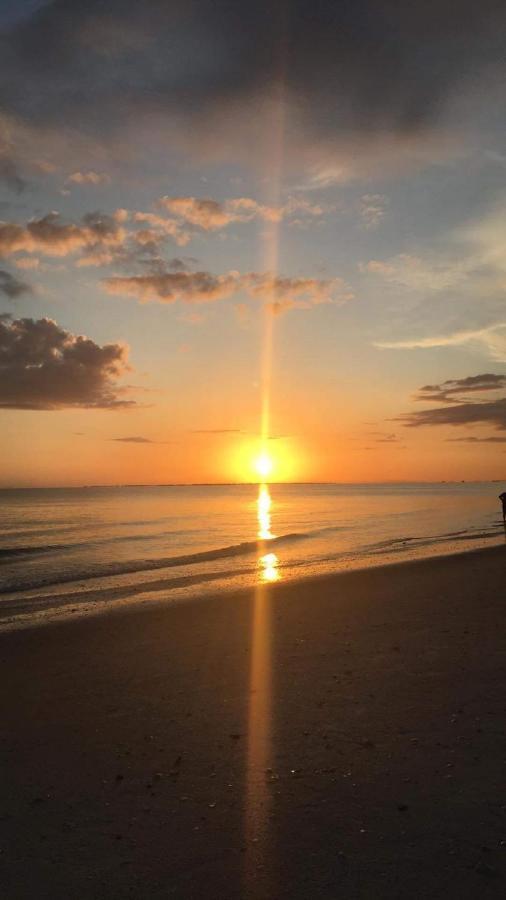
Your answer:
190;428;241;434
104;269;350;310
0;150;25;193
168;257;197;272
0;130;25;192
399;399;506;431
374;433;400;443
1;1;506;170
398;374;506;430
0;268;31;298
446;435;506;443
416;374;506;403
111;435;166;443
0;314;134;409
104;270;239;304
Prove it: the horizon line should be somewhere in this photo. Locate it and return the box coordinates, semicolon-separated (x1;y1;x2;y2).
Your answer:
1;479;505;491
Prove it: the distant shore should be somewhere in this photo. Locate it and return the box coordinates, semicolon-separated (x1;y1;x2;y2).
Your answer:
1;479;505;490
1;544;505;898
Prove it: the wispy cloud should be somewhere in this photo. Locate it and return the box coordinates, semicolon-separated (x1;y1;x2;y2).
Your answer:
361;253;467;293
111;436;166;443
190;429;242;435
360;194;388;229
445;435;506;443
375;324;506;362
366;431;400;443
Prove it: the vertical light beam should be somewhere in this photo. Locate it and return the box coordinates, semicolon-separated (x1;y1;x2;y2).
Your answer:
244;26;288;892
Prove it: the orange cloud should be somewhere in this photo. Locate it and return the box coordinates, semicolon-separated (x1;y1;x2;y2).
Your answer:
0;212;125;258
103;268;353;311
67;171;110;186
155;195;323;232
103;270;240;304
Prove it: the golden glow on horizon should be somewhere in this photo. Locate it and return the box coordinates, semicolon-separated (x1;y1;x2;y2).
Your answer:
227;438;301;483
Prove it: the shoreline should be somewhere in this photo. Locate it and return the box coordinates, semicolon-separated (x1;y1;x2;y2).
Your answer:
1;537;504;634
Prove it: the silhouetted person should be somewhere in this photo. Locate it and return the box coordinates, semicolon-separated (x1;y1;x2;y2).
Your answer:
500;492;506;522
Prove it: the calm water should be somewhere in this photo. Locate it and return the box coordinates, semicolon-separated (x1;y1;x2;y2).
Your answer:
0;482;504;629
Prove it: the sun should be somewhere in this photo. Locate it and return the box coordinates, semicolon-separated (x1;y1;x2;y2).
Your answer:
254;452;273;480
227;436;301;483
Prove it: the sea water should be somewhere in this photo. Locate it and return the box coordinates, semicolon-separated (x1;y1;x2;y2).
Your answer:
0;482;504;628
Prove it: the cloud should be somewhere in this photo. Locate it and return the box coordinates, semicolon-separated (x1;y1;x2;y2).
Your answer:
4;2;500;177
111;435;163;443
158;197;237;231
104;270;240;304
157;195;323;231
0;314;134;409
0;130;26;192
416;374;506;403
360;194;388;229
0;149;25;193
190;428;241;434
365;206;506;364
103;268;352;311
244;273;352;314
366;431;400;443
0;211;125;258
362;253;467;293
396;373;506;431
14;257;40;270
0;268;32;298
0;195;319;277
399;398;506;431
446;435;506;443
130;212;191;247
67;170;111;186
375;324;506;362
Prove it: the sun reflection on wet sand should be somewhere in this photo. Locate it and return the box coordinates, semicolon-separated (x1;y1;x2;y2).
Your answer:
259;551;280;583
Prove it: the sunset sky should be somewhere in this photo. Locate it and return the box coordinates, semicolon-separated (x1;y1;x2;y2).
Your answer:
2;1;506;486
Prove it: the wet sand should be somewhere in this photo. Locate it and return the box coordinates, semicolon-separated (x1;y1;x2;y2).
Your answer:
1;545;505;899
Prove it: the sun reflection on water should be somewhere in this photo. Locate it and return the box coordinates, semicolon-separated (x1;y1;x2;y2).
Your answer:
257;483;274;540
256;483;280;581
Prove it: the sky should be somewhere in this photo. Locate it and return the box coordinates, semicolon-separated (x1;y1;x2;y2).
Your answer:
2;0;506;486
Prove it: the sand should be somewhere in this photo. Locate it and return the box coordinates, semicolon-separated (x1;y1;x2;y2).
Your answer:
1;545;505;899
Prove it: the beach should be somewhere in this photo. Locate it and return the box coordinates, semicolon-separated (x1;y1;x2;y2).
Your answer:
1;545;505;898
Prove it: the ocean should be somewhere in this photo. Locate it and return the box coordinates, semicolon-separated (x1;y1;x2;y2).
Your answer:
0;482;504;629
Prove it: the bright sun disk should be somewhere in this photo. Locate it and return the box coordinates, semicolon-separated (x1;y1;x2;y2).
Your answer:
254;452;273;479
